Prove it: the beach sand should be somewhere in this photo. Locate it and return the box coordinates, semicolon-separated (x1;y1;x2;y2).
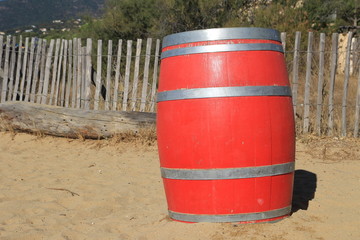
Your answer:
0;132;359;240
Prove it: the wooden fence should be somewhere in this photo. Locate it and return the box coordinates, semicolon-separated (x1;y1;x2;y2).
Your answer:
0;36;160;113
0;31;359;137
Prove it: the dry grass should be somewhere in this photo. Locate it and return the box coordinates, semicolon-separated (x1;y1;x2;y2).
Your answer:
88;126;157;150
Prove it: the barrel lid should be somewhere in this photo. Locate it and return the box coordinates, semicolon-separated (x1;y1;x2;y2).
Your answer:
162;27;281;48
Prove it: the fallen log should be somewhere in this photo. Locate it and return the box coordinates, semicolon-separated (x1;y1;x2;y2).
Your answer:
0;101;156;139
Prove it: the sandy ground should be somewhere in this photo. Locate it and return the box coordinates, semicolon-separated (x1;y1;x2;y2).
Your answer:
0;132;359;240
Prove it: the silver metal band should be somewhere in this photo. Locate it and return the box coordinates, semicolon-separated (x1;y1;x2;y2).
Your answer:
157;86;292;102
168;206;291;223
162;27;281;48
161;43;284;59
161;162;294;180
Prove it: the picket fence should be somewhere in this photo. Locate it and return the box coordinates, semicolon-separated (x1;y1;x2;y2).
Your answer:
0;31;359;137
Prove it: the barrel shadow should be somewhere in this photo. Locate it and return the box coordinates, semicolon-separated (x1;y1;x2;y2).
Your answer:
291;169;317;214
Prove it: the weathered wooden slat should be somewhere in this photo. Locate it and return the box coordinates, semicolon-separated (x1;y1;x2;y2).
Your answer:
65;40;73;108
1;36;11;103
291;31;301;117
303;32;313;134
341;32;353;137
149;39;160;112
94;39;102;110
315;33;326;135
76;39;82;108
140;38;152;112
112;40;123;111
84;38;92;110
72;38;78;108
36;39;47;103
105;40;113;110
12;36;23;101
19;37;29;101
54;39;65;105
49;39;61;105
41;39;55;104
30;38;43;103
0;35;3;69
130;39;142;111
0;101;156;139
327;33;338;136
352;38;359;76
7;36;16;101
280;32;286;55
60;40;68;106
81;46;86;108
24;38;36;102
354;63;360;137
122;40;133;111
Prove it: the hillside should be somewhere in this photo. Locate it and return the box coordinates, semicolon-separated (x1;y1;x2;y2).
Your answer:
0;0;105;31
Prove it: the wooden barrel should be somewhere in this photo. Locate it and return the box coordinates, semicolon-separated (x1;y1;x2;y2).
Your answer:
156;27;295;223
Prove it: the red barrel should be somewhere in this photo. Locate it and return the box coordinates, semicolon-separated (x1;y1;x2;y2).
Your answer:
157;27;295;223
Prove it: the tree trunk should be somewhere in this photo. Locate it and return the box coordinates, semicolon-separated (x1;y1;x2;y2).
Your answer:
0;102;156;139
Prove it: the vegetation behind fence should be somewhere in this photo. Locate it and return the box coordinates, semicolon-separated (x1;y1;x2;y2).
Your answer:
0;31;359;137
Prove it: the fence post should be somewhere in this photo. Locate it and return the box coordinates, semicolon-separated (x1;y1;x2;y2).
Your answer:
24;37;36;102
65;40;73;108
149;39;160;112
113;39;123;111
303;32;314;134
130;39;142;111
81;46;86;108
354;63;360;137
0;35;3;69
36;39;47;103
49;39;61;105
292;31;301;117
76;39;82;108
104;40;113;110
60;40;68;106
327;33;338;136
54;40;65;105
140;38;152;112
315;33;326;135
122;40;133;111
84;38;92;110
280;32;286;54
19;37;29;101
7;36;16;101
72;38;78;108
30;38;43;103
1;36;10;103
41;39;55;104
352;38;359;76
13;36;23;101
94;39;102;110
341;32;354;137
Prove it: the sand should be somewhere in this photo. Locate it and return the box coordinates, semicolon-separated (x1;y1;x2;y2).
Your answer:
0;132;359;240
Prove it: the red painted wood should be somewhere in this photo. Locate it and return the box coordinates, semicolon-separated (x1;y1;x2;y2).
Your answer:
157;34;295;223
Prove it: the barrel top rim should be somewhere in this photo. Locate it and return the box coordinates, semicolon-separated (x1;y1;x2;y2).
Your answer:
162;27;281;48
